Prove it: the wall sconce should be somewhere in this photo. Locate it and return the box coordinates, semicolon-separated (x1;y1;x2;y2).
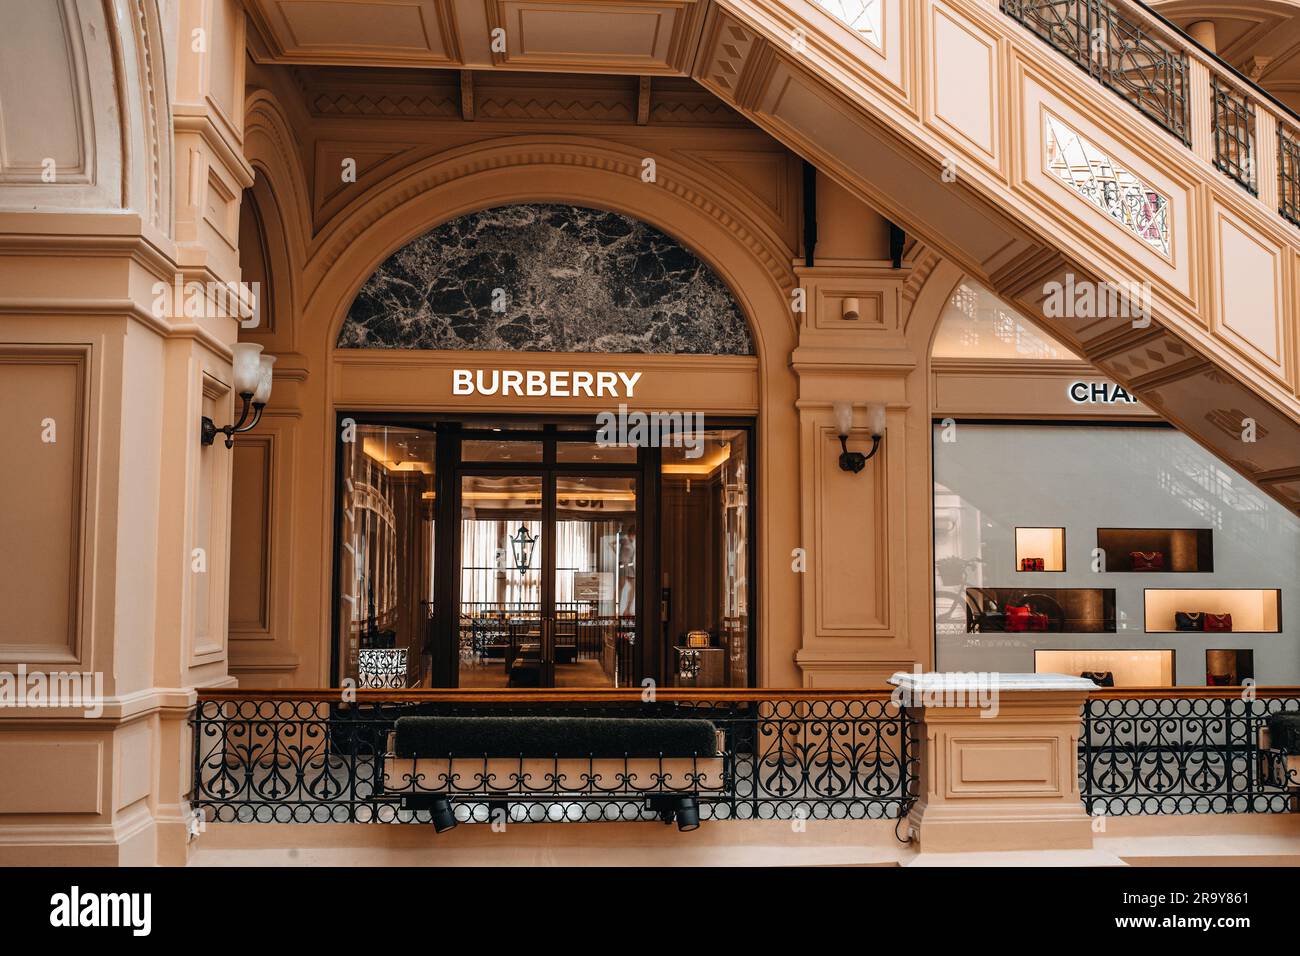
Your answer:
201;342;274;448
833;401;885;473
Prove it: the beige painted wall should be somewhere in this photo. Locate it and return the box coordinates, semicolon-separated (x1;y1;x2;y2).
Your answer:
0;0;249;866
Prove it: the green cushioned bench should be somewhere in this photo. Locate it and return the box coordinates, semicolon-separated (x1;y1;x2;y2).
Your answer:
392;715;719;759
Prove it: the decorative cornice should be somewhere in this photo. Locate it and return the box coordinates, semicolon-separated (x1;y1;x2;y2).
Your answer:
477;95;635;123
304;84;749;127
307;137;799;307
310;91;459;119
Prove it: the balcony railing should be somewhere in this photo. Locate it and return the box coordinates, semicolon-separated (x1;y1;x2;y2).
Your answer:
1000;0;1189;145
1001;0;1300;229
1212;76;1258;196
1280;127;1300;227
1080;688;1300;815
192;690;917;826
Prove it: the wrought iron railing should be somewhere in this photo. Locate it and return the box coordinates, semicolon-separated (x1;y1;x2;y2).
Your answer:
1212;76;1257;196
1000;0;1189;145
1080;689;1300;815
192;690;917;826
1000;0;1300;226
1279;125;1300;227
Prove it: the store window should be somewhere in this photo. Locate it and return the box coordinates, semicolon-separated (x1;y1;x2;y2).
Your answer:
933;422;1299;686
332;418;756;689
660;429;751;687
335;424;436;688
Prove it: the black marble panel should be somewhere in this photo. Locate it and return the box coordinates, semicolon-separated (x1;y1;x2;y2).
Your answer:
337;203;753;354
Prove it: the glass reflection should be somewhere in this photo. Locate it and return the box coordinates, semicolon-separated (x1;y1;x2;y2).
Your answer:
336;425;436;688
661;430;750;686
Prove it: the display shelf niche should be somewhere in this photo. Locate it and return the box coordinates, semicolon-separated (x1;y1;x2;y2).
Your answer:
1145;589;1281;633
1206;649;1254;686
1035;649;1174;688
1015;527;1065;571
1097;528;1213;572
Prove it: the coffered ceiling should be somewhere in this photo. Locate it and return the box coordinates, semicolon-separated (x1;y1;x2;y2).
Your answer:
242;0;706;73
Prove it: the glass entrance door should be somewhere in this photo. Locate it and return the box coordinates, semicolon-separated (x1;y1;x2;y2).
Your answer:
554;475;637;687
453;433;639;688
457;473;546;688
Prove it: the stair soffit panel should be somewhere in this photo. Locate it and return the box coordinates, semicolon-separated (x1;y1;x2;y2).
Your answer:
685;0;1300;514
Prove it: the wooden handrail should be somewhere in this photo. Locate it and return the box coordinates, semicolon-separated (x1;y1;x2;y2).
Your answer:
1087;686;1300;698
194;685;1300;703
194;687;902;703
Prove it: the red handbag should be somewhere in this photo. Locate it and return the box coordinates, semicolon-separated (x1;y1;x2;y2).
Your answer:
1131;551;1165;570
1004;605;1032;632
1028;612;1050;632
1206;673;1233;686
1205;613;1233;632
1020;557;1045;571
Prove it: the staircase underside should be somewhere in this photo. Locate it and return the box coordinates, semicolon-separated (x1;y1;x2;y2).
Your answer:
243;0;1300;513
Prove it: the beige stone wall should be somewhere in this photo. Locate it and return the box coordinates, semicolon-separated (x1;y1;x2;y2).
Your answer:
0;0;249;865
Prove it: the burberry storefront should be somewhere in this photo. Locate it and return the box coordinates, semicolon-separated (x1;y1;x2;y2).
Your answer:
327;204;757;690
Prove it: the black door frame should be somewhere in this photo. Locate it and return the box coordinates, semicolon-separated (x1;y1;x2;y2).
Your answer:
329;411;756;689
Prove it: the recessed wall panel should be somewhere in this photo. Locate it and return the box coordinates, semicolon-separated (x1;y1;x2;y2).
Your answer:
0;348;85;661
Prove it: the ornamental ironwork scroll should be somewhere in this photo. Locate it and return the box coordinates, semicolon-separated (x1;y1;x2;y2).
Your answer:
1079;693;1300;815
191;694;917;825
1002;0;1190;145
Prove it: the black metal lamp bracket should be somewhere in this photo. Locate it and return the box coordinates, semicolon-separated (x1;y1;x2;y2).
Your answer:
200;393;264;449
838;434;881;473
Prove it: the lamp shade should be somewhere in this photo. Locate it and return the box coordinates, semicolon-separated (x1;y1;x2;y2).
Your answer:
231;342;264;396
253;354;276;405
867;403;887;438
832;401;853;437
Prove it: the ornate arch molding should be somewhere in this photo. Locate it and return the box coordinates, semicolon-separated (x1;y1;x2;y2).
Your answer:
89;0;174;232
0;1;140;214
243;89;314;346
243;89;312;262
305;136;799;357
905;254;967;357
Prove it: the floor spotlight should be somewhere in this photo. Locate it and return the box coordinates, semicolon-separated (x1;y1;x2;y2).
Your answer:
430;796;458;833
674;796;700;832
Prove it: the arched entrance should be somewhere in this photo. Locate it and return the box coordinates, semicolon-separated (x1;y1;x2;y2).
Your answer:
331;204;760;689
